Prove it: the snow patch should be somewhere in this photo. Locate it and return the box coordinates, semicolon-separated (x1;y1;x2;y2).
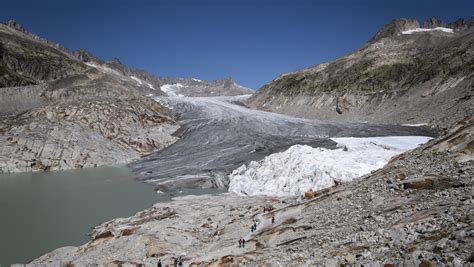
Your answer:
401;27;453;34
402;123;429;127
192;78;202;82
160;83;185;97
228;136;432;197
130;76;155;90
130;76;143;85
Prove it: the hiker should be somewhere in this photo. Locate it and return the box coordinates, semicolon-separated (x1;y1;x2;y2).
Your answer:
251;225;254;232
238;238;242;248
242;239;246;248
272;216;275;224
157;259;162;267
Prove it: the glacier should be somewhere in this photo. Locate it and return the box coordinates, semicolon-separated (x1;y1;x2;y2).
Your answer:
228;136;432;197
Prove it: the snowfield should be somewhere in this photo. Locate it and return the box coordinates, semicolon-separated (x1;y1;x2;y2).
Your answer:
160;83;186;97
401;27;453;34
229;136;432;197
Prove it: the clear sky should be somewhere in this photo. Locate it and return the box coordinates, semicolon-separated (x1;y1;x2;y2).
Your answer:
1;0;472;89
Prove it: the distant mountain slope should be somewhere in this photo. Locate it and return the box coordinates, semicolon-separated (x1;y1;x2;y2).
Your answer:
158;77;252;97
247;17;474;128
0;20;180;173
74;49;253;97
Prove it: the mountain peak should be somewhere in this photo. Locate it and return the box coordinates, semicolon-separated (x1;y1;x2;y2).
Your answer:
369;16;474;43
74;49;100;63
369;18;419;43
4;19;26;32
422;16;446;28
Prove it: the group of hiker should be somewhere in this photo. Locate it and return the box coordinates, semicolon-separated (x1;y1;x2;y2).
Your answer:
250;220;257;232
239;206;277;248
238;238;246;248
263;206;274;213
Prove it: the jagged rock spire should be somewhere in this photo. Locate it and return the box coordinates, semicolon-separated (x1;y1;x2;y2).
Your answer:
423;16;446;28
369;18;419;43
5;19;25;32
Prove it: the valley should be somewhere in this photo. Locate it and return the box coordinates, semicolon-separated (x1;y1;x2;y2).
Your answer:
0;14;472;266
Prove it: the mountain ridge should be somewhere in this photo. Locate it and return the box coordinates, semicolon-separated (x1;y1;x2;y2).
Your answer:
1;19;252;96
247;16;474;129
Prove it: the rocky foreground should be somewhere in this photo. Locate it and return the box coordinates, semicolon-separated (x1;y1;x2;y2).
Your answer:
32;116;473;266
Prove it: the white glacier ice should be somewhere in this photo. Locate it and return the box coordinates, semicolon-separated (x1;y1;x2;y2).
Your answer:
228;136;432;197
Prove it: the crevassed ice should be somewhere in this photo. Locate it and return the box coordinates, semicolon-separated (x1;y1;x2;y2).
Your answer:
228;136;432;197
401;27;453;34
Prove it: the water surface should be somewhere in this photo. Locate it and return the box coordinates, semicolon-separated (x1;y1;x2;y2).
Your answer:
0;166;223;265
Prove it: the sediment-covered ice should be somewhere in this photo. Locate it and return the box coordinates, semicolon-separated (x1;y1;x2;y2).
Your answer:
228;136;432;197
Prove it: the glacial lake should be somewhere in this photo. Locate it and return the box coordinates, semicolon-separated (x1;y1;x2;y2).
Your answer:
0;166;224;265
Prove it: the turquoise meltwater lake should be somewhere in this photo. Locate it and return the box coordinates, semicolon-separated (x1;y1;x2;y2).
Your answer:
0;166;223;265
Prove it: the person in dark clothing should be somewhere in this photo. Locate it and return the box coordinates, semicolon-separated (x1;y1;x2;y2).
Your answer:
272;216;275;224
251;225;254;232
239;238;242;248
157;259;162;267
242;239;246;248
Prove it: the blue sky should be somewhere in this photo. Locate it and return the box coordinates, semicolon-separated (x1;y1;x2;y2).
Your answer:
1;0;472;89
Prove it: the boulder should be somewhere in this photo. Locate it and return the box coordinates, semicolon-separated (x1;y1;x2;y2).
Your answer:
402;175;463;190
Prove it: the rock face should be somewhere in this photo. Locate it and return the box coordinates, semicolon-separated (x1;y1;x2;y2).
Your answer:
369;18;420;42
32;117;473;266
0;21;180;173
0;97;178;173
423;16;446;29
247;17;474;129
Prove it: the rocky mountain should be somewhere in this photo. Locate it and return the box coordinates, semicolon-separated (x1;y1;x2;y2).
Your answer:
74;49;253;97
157;77;253;97
247;16;474;129
0;20;179;173
0;20;252;173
